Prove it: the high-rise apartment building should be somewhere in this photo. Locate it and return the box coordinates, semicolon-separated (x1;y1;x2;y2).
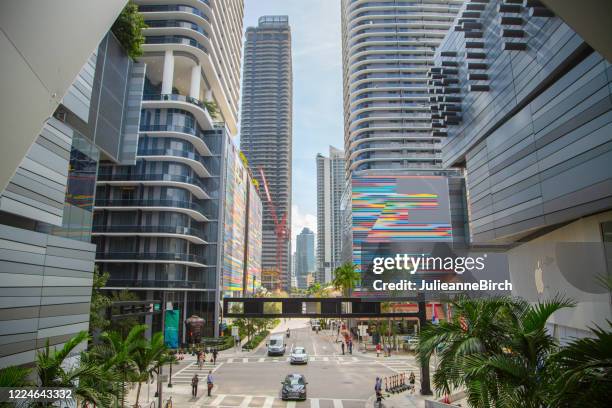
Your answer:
341;0;463;173
0;0;141;367
295;227;315;289
240;16;293;292
316;146;345;283
93;0;248;339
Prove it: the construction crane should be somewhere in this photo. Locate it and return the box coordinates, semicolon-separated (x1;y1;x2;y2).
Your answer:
258;167;290;290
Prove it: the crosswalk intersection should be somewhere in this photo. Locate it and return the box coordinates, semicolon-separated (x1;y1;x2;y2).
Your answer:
191;394;366;408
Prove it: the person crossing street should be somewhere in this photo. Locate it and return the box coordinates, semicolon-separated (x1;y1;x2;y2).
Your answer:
191;374;199;398
207;370;214;397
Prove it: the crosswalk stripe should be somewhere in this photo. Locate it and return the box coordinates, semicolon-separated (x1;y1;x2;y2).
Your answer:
323;357;329;361
310;398;320;408
243;358;248;363
310;356;316;361
352;357;358;361
333;399;343;408
228;358;234;363
286;402;296;408
240;396;252;407
258;357;265;362
263;396;274;408
210;394;225;406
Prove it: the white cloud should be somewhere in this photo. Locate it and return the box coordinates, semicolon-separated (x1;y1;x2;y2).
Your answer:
291;204;317;252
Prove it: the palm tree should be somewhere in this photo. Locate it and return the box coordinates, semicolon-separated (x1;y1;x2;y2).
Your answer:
95;324;147;406
550;322;612;407
35;331;110;407
332;263;360;296
132;332;175;407
417;296;574;407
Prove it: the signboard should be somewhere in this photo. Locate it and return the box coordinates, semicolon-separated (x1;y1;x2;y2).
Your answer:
231;326;239;337
164;310;179;348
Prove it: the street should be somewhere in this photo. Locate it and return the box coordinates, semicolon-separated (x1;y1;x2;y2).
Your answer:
133;319;427;407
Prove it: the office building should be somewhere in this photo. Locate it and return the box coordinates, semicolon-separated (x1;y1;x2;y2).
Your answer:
0;0;141;367
295;227;315;289
240;16;293;292
341;0;463;173
316;146;345;283
93;0;245;339
429;0;612;340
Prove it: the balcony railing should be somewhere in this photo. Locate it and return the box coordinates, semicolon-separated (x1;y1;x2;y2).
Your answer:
97;173;208;193
94;198;211;217
144;36;208;54
143;93;212;113
92;224;208;241
96;252;207;264
144;20;209;37
137;147;211;175
105;279;208;289
138;4;210;22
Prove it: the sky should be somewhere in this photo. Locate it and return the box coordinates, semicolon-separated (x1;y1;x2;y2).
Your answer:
242;0;344;251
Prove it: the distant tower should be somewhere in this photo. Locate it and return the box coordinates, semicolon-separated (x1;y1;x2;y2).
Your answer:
240;16;293;292
316;146;345;283
296;227;315;289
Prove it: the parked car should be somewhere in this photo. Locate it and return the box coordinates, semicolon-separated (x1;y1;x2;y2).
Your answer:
280;373;308;400
289;346;309;364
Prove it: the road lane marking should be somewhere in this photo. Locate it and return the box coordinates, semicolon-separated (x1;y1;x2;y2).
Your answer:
286;402;296;408
263;396;274;408
332;399;343;408
323;357;329;361
312;337;318;356
243;358;248;363
210;394;225;406
258;357;265;362
240;396;252;407
310;398;320;408
228;358;234;363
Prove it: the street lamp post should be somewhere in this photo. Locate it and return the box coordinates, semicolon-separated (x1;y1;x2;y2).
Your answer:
168;353;174;388
157;291;167;407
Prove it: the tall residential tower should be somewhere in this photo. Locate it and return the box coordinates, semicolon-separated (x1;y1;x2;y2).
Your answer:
316;146;345;283
93;0;247;339
240;16;293;291
341;0;463;173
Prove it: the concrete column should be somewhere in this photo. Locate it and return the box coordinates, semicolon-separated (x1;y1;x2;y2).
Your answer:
189;64;201;99
161;50;174;95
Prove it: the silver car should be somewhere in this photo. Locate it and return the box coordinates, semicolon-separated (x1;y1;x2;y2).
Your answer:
289;346;308;364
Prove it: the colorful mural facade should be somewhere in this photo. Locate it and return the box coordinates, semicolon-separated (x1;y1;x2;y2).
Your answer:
222;139;263;297
352;175;453;272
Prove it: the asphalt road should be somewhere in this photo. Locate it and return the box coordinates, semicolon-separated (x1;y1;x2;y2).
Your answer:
193;319;411;407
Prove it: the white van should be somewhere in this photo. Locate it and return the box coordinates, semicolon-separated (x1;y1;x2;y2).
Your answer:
267;334;286;356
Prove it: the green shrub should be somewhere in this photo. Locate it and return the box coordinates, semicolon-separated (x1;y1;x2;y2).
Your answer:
111;1;147;59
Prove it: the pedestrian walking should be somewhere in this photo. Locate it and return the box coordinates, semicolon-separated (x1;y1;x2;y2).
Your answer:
341;341;345;355
191;374;199;397
197;352;203;369
348;339;353;354
376;343;381;357
409;372;416;394
386;343;391;357
212;348;218;365
375;376;383;405
235;335;241;350
207;370;214;397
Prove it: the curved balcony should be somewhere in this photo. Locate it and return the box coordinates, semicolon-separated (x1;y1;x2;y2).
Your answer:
97;173;209;199
139;124;212;156
144;19;209;37
96;252;208;267
138;4;210;23
142;93;214;131
104;279;208;290
137;147;211;177
94;198;211;222
92;224;209;245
